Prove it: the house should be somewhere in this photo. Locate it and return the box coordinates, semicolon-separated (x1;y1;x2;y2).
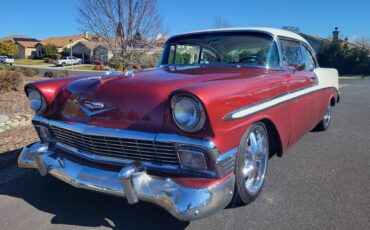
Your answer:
72;40;113;64
71;35;168;64
14;38;40;59
300;28;363;54
35;33;92;57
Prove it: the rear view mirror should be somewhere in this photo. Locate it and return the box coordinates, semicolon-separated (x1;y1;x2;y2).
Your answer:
294;63;305;72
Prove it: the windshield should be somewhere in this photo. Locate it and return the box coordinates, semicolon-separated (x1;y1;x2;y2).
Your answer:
161;32;280;68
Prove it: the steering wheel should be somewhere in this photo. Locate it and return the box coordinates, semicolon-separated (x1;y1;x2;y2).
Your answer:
238;56;265;65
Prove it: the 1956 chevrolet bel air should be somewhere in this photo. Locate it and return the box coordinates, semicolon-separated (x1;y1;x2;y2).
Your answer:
19;27;339;220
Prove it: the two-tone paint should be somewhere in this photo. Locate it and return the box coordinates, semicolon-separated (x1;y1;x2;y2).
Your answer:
20;27;340;220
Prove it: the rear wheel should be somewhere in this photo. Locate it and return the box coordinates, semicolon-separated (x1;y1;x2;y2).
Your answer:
61;62;66;67
313;105;332;131
230;122;269;206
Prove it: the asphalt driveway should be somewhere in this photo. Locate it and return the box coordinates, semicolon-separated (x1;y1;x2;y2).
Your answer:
0;78;369;230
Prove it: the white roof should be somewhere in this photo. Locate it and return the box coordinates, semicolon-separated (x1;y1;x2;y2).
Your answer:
172;27;309;44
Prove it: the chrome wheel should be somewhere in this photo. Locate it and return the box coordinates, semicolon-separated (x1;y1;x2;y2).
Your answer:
323;105;332;127
242;124;269;195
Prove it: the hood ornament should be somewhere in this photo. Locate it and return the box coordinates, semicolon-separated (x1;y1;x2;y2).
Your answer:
78;100;115;116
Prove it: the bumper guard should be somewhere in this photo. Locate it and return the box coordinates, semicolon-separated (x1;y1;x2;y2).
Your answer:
18;142;235;221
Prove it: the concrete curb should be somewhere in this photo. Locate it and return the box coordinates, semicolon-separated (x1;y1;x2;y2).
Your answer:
339;76;370;80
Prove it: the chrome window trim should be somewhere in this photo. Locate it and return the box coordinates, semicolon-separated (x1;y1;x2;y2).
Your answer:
160;30;287;71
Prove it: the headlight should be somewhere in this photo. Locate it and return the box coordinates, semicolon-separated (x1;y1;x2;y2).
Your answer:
27;88;47;114
171;95;206;132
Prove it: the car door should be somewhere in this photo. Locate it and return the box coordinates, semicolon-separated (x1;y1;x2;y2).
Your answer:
281;39;318;145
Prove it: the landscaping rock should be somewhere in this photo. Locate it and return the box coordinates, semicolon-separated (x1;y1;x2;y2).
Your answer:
0;125;6;133
9;120;20;128
0;115;9;123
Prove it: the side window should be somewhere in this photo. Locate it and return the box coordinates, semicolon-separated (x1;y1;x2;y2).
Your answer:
200;48;218;64
301;45;315;71
168;44;218;65
281;40;303;68
173;44;200;64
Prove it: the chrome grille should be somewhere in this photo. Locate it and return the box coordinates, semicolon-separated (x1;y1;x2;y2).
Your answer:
50;126;179;165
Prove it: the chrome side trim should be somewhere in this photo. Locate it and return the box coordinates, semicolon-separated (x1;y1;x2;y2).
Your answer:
223;86;338;121
214;147;237;178
18;142;235;221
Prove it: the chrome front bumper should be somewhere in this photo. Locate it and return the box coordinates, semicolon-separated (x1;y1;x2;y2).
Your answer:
18;142;235;221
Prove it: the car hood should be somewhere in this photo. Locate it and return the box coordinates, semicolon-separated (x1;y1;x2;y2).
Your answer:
58;66;275;132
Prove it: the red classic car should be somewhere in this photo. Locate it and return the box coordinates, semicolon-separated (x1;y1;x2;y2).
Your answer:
19;27;339;220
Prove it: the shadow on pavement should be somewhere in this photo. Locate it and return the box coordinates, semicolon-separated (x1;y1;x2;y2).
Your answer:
0;149;189;230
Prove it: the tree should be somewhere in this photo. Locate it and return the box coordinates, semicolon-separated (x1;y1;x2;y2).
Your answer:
77;0;165;67
352;37;370;49
61;47;70;57
0;40;18;57
317;41;370;76
213;17;231;28
41;44;58;58
281;26;301;33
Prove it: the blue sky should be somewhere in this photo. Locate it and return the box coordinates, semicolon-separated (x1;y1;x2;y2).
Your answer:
1;0;369;40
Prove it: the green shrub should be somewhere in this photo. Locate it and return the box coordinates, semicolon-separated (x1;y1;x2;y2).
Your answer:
41;44;57;58
0;70;24;92
55;53;62;60
317;41;370;76
114;60;124;71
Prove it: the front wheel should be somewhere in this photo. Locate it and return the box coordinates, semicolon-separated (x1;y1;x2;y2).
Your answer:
313;105;332;131
230;122;269;206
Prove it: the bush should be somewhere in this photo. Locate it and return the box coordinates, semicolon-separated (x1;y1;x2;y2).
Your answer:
114;60;124;71
0;70;24;92
44;58;53;64
55;53;62;60
41;44;57;58
94;65;108;70
44;71;55;78
317;41;370;76
21;67;39;77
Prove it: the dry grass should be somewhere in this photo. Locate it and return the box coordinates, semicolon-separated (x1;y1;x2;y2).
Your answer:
14;59;46;65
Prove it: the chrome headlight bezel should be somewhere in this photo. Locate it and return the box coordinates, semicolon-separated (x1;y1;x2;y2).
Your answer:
170;94;206;133
27;88;47;114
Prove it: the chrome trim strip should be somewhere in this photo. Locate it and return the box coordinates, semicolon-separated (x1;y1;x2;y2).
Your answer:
223;86;338;120
214;147;237;178
18;142;235;221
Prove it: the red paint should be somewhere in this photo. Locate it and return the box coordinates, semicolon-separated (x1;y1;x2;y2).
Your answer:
27;66;338;161
174;173;233;188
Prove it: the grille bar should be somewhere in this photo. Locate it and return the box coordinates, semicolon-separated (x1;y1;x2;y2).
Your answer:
51;125;179;165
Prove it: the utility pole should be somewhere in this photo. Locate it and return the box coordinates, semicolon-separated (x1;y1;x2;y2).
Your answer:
69;39;73;57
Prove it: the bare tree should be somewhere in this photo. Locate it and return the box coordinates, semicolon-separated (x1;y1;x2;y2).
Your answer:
77;0;165;66
213;17;231;28
352;37;370;48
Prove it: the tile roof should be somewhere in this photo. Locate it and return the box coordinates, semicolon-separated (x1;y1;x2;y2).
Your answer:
16;41;38;48
39;34;87;47
300;33;363;49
